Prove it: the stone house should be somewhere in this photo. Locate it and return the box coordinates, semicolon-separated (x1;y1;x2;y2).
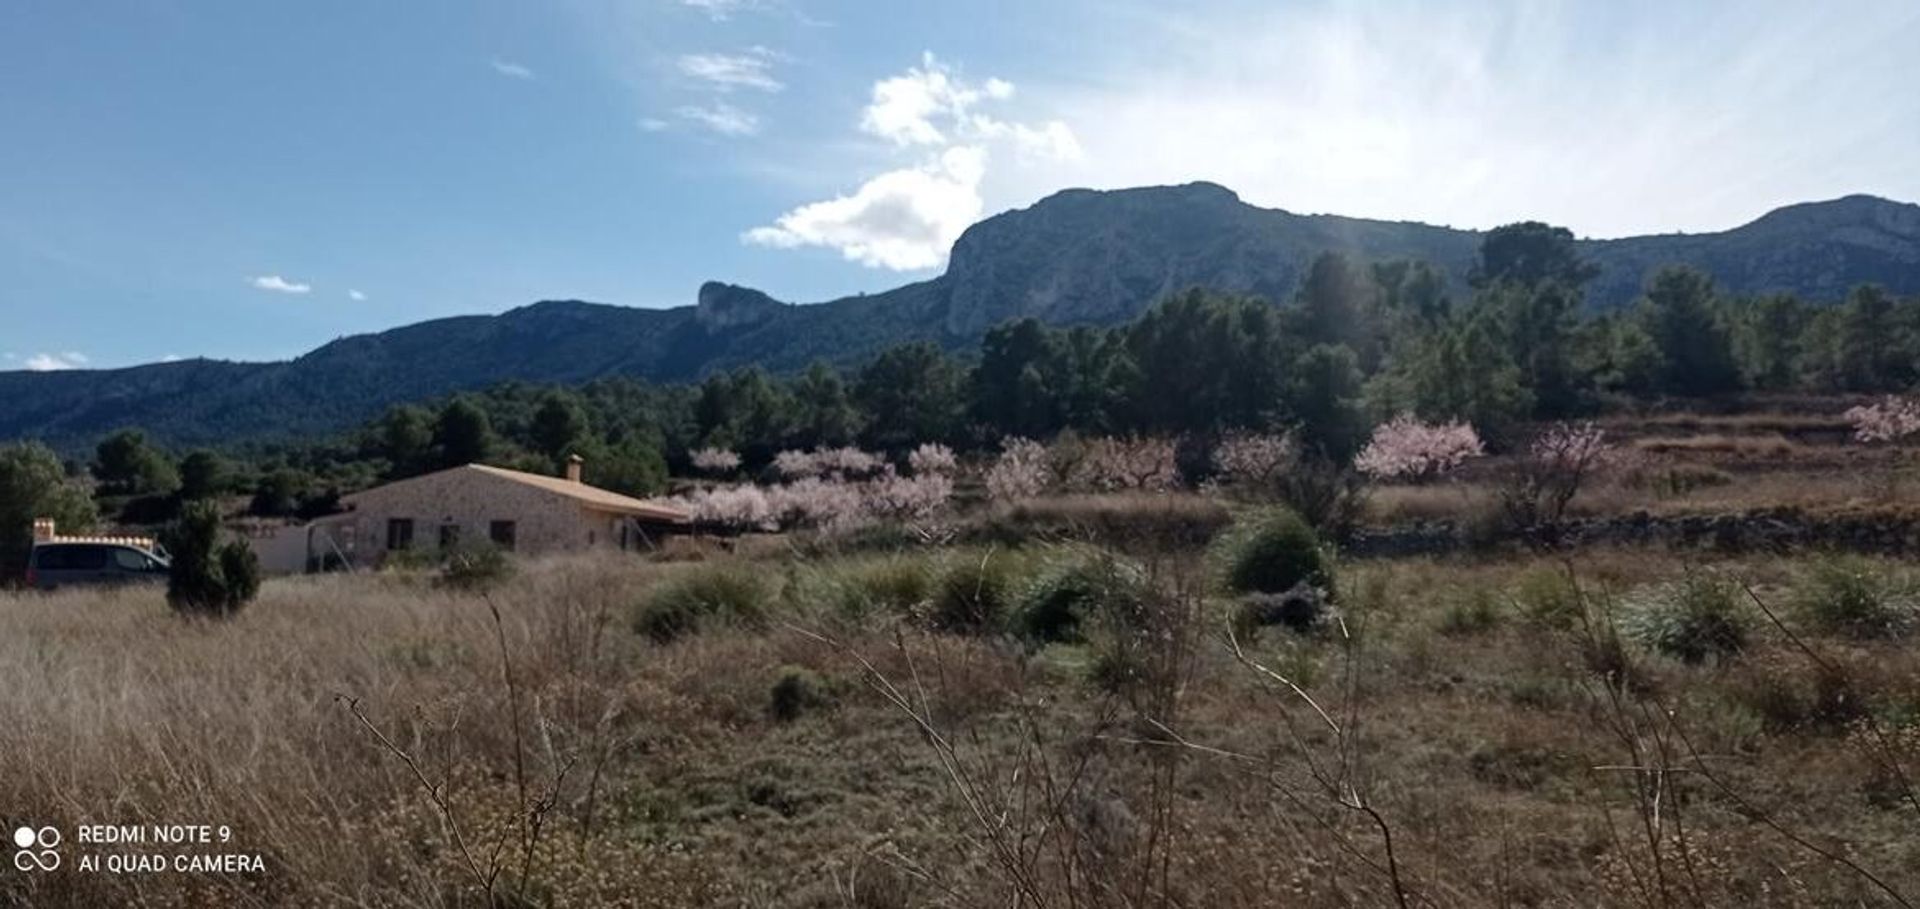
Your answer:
310;457;688;567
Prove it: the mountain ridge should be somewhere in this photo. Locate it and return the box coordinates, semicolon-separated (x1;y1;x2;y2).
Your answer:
5;183;1919;449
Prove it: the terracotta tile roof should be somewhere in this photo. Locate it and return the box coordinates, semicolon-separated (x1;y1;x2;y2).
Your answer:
343;464;690;523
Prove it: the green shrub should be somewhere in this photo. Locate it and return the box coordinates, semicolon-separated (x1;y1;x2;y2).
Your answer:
1620;574;1751;664
768;666;832;722
1212;507;1334;598
1512;568;1584;629
160;500;260;618
437;544;515;591
786;555;932;621
633;564;771;643
929;553;1016;632
1437;588;1503;636
1793;557;1918;639
1014;550;1147;644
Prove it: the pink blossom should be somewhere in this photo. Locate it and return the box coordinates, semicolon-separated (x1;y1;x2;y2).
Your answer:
1213;432;1296;486
1529;421;1613;472
670;484;775;530
1079;436;1180;491
865;468;955;521
768;477;870;535
1353;414;1486;481
1845;396;1920;443
986;437;1051;501
907;442;958;476
689;447;741;476
771;449;822;479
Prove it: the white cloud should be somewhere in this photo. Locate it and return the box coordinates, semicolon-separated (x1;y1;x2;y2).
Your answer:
490;59;535;80
639;117;671;132
24;351;88;371
1025;3;1920;238
747;53;1079;270
250;275;311;294
677;102;759;136
678;51;782;92
680;0;756;20
160;354;184;363
744;146;986;270
347;289;367;301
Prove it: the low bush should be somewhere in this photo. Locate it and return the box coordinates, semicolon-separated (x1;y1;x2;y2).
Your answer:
1793;556;1918;639
929;553;1017;632
1726;652;1870;733
437;545;515;591
1232;587;1328;637
787;555;931;621
1212;507;1334;598
1014;549;1148;644
1620;574;1751;664
632;564;772;643
1512;568;1584;629
768;666;832;722
1437;588;1503;636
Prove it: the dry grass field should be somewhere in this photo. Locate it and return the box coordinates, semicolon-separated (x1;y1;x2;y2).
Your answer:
4;536;1919;907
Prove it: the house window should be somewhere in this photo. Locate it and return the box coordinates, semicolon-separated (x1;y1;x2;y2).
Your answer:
387;518;414;551
489;521;517;551
438;524;461;550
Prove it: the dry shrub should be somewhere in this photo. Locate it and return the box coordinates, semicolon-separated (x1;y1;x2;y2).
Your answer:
1723;649;1875;733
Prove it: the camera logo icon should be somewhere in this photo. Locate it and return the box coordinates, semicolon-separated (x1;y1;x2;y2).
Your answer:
12;826;60;872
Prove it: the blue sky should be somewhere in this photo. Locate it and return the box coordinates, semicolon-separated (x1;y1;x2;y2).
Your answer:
4;0;1918;371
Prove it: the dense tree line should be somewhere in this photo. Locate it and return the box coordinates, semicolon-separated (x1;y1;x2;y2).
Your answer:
9;220;1920;534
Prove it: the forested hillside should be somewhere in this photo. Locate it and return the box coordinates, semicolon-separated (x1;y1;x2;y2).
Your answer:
3;182;1918;449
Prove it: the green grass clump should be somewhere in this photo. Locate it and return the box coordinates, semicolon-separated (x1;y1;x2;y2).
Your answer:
768;666;832;722
1793;556;1918;639
929;552;1018;632
1211;507;1334;598
1512;568;1583;629
633;563;772;643
1013;549;1148;644
1620;574;1751;664
787;555;931;621
1437;588;1503;636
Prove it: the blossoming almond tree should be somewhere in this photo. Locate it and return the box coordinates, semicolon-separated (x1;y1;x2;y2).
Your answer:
1080;437;1180;492
1500;421;1614;547
1353;414;1487;482
1844;395;1920;496
1213;432;1296;490
1845;396;1920;443
907;443;958;477
690;447;741;477
986;437;1051;501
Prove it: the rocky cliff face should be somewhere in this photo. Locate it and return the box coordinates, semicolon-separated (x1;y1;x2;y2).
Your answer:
695;281;787;331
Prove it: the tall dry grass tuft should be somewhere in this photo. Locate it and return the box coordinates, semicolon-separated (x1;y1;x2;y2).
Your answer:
0;557;722;907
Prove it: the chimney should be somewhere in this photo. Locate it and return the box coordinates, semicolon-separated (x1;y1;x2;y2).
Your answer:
565;454;584;484
32;518;55;542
